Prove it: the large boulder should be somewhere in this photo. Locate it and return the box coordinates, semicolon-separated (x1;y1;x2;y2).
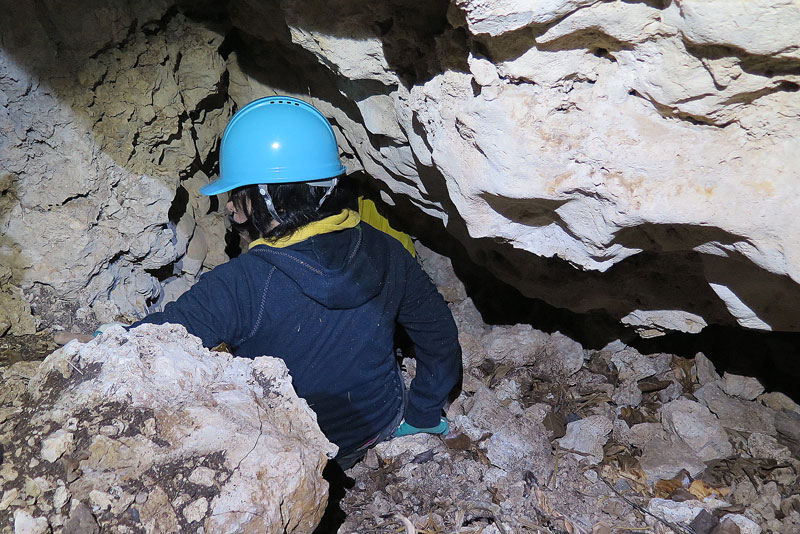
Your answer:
0;323;337;533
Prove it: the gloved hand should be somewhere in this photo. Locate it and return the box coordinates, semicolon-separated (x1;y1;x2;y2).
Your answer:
393;417;449;438
93;322;127;337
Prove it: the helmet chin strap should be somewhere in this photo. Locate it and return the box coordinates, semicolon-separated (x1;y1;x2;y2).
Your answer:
310;177;338;208
258;184;283;224
258;177;339;225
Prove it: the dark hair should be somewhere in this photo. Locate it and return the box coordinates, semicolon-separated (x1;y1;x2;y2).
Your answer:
229;176;356;241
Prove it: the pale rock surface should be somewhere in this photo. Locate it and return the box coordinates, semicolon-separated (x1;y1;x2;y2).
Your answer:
454;0;601;36
695;383;777;435
621;310;707;338
694;353;721;386
611;381;642;408
721;372;765;401
0;4;230;332
276;0;800;334
747;432;792;462
557;415;612;464
624;423;666;450
610;349;671;383
39;430;74;463
758;392;800;414
725;514;763;534
639;436;707;484
646;498;730;527
660;398;733;461
0;324;336;533
485;415;554;480
774;410;800;441
667;0;800;60
12;510;48;534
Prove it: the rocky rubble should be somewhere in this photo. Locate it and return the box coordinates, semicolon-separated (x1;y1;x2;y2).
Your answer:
335;246;800;534
0;323;336;534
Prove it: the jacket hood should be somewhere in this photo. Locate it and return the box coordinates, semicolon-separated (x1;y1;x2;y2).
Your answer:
248;224;386;309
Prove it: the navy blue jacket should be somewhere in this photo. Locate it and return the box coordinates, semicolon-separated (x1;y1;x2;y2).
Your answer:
138;223;461;456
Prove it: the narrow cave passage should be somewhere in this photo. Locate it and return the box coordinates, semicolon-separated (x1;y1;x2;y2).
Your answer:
2;1;800;533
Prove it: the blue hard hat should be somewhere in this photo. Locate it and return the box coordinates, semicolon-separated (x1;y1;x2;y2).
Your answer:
199;96;346;195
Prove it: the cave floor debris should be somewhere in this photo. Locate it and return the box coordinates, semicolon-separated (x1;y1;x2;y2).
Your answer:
329;244;800;534
334;339;800;533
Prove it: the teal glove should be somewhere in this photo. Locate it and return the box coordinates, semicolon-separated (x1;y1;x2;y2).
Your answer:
394;417;449;437
93;322;127;337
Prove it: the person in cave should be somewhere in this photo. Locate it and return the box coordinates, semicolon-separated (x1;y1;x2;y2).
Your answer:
130;96;462;469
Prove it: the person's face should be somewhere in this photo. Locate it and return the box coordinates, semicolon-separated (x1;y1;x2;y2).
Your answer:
226;197;251;224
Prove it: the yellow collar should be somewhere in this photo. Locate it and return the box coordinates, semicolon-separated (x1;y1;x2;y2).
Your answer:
248;209;361;249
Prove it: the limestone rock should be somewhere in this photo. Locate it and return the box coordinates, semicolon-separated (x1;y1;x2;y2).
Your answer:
557;415;613;464
694;353;721;386
747;433;791;461
40;430;74;463
485;415;554;481
13;509;49;534
695;383;776;435
758;392;800;414
454;0;601;36
774;410;800;441
0;6;229;331
721;373;765;401
612;381;642;408
639;436;707;484
724;514;762;534
610;349;670;383
646;498;730;527
624;422;667;450
1;324;336;533
1;362;41;407
661;398;733;462
668;0;800;59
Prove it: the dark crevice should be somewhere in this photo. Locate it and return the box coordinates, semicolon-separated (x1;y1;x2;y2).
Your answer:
57;191;90;207
643;96;731;128
172;51;183;74
217;28;242;61
224;226;243;259
167;185;189;224
145;262;179;282
592;47;616;62
128;131;140;163
722;82;800;106
686;42;800;78
778;80;800;92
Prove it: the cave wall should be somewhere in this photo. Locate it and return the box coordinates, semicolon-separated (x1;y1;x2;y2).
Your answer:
0;1;230;332
1;0;799;336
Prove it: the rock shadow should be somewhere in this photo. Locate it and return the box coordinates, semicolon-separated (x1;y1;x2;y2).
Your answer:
479;193;568;228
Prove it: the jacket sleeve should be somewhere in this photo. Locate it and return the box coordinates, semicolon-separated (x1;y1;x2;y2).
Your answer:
133;262;257;349
397;253;462;428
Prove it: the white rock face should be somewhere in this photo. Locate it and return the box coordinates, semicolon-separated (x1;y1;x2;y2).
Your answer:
2;324;336;533
264;0;800;334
